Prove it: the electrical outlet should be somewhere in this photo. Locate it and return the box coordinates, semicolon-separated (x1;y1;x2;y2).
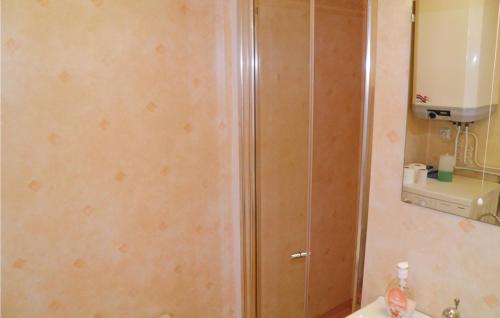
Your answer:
439;128;451;141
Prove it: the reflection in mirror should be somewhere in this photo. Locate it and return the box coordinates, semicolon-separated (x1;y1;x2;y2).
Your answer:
402;0;500;226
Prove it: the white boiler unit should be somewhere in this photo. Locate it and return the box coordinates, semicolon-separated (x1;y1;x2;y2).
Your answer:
412;0;499;122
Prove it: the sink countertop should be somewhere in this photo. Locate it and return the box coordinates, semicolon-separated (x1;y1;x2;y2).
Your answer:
347;297;432;318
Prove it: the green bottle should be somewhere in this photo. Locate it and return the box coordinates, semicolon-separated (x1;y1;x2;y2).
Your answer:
438;154;454;182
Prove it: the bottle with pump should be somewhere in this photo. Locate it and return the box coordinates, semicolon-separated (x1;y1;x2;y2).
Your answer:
385;261;416;318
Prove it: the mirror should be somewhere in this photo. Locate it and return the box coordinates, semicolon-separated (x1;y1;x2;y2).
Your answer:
402;0;500;226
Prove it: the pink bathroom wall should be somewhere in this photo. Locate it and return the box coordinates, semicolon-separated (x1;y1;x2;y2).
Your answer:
363;0;500;316
2;1;241;317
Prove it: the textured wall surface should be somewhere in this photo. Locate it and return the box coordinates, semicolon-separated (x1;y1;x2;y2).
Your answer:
2;1;240;317
308;1;366;317
363;0;500;317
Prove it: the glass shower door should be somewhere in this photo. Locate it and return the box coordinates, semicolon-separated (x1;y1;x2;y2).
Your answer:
308;1;367;317
255;1;311;317
254;1;368;317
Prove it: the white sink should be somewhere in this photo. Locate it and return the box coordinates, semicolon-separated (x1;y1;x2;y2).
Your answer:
347;297;432;318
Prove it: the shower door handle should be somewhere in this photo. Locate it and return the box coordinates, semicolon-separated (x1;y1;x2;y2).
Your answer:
290;252;307;259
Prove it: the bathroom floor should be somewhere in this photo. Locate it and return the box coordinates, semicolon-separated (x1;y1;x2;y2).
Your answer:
318;299;352;318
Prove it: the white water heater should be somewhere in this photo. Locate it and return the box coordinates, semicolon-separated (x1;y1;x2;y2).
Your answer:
412;0;499;122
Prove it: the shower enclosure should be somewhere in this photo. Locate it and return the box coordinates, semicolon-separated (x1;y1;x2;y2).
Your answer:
240;0;375;317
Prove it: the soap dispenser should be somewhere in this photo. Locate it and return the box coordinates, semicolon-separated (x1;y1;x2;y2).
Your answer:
384;261;416;318
442;299;461;318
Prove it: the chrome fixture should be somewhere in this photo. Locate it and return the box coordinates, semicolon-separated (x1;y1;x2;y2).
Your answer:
290;252;308;259
442;298;461;318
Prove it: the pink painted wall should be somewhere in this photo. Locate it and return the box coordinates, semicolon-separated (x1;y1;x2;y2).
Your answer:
2;1;241;317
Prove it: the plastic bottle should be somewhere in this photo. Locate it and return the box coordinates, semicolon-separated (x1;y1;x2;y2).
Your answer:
438;154;455;182
385;261;416;318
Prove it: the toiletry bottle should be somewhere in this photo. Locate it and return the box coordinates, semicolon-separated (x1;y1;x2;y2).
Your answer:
385;261;416;318
438;153;454;182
